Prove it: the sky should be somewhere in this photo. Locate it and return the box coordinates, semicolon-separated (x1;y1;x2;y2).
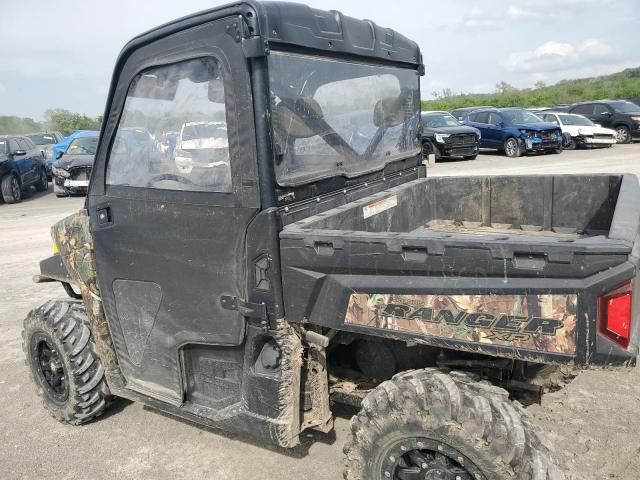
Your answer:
1;0;639;120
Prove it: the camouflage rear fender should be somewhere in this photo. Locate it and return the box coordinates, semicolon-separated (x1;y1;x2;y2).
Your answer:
52;209;121;383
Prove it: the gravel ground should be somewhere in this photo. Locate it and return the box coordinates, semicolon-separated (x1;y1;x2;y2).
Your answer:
1;144;639;479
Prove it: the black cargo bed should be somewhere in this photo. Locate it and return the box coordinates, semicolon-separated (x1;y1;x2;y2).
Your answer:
279;174;640;366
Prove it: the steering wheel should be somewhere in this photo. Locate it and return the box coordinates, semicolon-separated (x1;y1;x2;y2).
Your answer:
147;173;194;186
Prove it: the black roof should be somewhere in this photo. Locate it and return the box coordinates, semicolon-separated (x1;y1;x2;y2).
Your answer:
118;1;422;68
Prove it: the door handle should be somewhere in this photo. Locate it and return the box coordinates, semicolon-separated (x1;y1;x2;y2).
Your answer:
96;206;113;226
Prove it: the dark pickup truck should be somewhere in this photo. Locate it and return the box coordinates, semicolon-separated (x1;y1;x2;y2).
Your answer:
23;3;638;479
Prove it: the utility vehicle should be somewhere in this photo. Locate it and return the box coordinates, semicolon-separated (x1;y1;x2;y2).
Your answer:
24;2;640;479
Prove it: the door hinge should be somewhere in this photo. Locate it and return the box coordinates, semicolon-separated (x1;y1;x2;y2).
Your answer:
242;36;269;58
220;295;267;320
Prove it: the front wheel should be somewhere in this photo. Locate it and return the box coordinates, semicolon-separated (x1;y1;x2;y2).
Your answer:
504;137;521;158
562;133;576;150
1;174;21;203
23;300;112;425
344;369;565;480
615;125;631;144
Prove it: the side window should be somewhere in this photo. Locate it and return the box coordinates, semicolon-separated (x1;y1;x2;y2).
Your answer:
18;138;31;151
574;104;592;115
9;139;19;153
488;112;502;125
593;104;610;116
474;112;490;124
107;57;231;193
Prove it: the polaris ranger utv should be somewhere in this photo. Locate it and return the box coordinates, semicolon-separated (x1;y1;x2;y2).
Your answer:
23;2;640;479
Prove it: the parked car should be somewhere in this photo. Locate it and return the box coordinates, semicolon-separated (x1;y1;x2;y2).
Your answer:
450;105;494;121
174;121;230;187
538;112;616;149
0;135;48;203
51;131;99;197
568;100;640;144
50;130;99;166
25;132;64;179
421;111;480;160
465;108;563;157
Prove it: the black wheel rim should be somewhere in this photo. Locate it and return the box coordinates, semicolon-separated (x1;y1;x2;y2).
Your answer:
11;177;20;200
381;437;486;480
31;333;68;404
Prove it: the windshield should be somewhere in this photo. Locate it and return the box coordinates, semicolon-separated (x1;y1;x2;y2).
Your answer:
67;136;99;155
559;114;594;126
422;113;461;128
501;110;543;124
0;140;6;154
269;52;421;186
609;101;640;113
26;133;56;145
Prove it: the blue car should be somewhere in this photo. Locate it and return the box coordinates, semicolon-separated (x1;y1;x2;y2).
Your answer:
50;130;100;166
464;108;563;157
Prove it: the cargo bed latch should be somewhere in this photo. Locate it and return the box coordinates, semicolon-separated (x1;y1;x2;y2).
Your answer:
220;295;267;320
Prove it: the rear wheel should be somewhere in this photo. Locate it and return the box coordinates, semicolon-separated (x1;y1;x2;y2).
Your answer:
344;369;564;480
615;125;631;144
23;300;111;425
504;137;521;158
35;167;49;192
1;174;21;203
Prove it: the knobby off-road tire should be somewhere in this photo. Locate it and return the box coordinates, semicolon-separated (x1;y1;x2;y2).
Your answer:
344;368;564;480
23;300;111;425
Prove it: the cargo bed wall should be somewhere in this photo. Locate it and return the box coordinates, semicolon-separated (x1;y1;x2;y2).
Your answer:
280;174;640;366
292;175;622;236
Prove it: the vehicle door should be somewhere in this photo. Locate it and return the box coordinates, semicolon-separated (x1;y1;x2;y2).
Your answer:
593;104;614;128
467;112;490;146
23;137;42;183
485;112;506;146
572;104;595;123
8;138;30;185
87;18;260;405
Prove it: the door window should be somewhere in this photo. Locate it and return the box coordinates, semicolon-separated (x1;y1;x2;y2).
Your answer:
9;139;20;153
472;112;490;124
16;138;29;151
593;104;611;116
572;104;593;115
106;57;231;193
487;112;503;125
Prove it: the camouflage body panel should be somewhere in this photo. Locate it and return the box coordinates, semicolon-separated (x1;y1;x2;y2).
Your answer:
345;293;577;354
52;209;121;383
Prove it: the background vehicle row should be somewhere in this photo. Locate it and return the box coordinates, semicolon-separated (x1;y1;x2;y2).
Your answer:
0;135;48;203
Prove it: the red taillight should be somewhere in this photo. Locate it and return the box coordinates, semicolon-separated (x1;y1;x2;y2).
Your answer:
598;281;633;349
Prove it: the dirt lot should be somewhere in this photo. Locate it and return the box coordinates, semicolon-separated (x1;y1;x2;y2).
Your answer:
1;145;640;479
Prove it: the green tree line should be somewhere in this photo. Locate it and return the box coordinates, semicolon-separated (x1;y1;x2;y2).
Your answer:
0;109;102;136
422;66;640;112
